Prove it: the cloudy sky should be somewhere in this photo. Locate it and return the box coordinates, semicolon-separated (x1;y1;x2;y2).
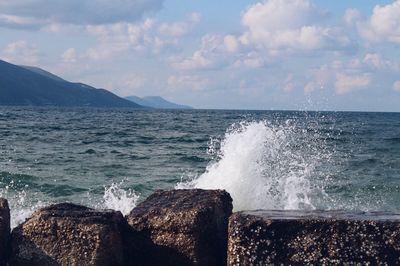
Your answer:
1;0;400;111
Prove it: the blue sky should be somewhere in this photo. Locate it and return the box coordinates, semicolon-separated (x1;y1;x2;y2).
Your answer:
1;0;400;111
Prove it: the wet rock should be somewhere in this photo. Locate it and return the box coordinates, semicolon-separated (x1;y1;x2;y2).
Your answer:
126;189;233;266
10;203;129;266
0;198;10;266
228;210;400;265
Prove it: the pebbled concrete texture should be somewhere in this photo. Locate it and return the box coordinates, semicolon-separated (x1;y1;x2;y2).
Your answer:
10;203;128;266
228;210;400;265
127;189;233;266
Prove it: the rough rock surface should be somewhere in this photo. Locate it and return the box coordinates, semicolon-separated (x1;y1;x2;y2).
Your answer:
228;210;400;265
10;203;129;266
0;198;10;266
127;189;233;266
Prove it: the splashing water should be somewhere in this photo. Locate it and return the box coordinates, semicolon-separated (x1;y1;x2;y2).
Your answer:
1;180;139;228
9;192;46;228
102;182;139;215
177;120;331;211
0;183;47;228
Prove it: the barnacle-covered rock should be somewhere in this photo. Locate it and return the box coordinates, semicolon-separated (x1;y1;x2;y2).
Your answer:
228;210;400;265
127;189;233;266
10;203;129;266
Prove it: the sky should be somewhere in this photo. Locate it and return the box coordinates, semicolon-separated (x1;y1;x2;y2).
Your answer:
0;0;400;111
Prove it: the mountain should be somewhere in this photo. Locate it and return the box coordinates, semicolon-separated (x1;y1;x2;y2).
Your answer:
0;60;142;108
126;96;192;109
125;96;151;107
20;65;66;82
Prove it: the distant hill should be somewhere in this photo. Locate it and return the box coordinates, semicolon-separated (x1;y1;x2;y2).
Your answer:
125;96;152;107
20;65;66;82
0;60;142;108
126;96;192;109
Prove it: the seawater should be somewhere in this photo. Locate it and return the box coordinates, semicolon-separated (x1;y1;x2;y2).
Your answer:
1;107;400;227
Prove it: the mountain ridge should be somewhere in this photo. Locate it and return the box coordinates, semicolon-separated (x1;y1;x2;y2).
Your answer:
0;60;142;108
20;65;66;82
126;95;192;109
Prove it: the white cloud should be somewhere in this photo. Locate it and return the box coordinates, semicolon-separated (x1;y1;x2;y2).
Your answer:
158;12;201;37
223;35;240;53
170;0;358;74
362;53;400;71
233;52;265;69
102;73;148;96
84;18;177;60
343;8;361;27
83;12;201;62
167;75;209;91
302;50;400;97
240;0;354;53
2;40;39;64
170;34;230;71
304;65;332;94
172;0;359;73
393;81;400;92
335;73;371;95
0;14;46;29
242;0;326;32
86;18;155;41
0;0;164;28
282;74;294;92
357;0;400;43
242;57;264;69
304;82;317;94
363;53;385;69
122;74;146;89
62;48;77;63
170;0;354;71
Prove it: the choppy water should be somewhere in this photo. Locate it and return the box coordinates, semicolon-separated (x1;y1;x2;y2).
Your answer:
1;107;400;227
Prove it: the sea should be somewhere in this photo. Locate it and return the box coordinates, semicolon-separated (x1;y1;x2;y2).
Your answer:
1;107;400;228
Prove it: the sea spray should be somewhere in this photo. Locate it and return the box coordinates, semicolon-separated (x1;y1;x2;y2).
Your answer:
177;120;331;211
102;182;139;215
0;184;46;228
1;179;139;228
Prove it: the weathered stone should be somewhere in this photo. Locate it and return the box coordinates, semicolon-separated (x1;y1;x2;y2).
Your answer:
10;203;130;266
126;189;233;266
0;198;10;266
228;210;400;265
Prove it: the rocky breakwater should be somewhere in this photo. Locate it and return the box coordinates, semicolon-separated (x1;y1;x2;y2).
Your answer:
228;210;400;265
10;203;130;265
126;189;233;266
7;189;233;266
0;198;10;266
3;192;400;265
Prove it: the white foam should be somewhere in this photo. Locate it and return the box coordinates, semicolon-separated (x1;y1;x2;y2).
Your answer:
177;120;328;211
10;192;46;228
0;186;46;228
102;182;139;215
1;181;139;228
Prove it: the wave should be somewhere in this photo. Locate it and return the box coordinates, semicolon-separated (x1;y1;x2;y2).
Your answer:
0;177;47;228
385;137;400;143
101;182;139;215
178;155;208;163
177;120;331;211
1;173;139;227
